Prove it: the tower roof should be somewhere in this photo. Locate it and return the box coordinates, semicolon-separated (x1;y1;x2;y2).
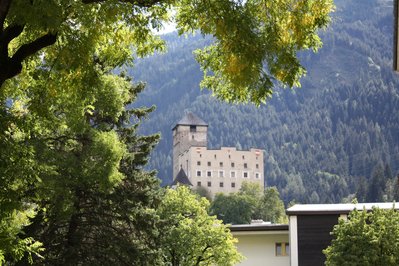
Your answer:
173;112;208;130
171;168;193;186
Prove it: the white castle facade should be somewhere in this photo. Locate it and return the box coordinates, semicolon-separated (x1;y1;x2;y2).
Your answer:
172;112;264;196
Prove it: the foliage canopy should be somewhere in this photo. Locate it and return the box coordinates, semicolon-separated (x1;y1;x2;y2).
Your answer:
157;186;242;266
324;207;399;266
210;182;287;224
0;0;334;104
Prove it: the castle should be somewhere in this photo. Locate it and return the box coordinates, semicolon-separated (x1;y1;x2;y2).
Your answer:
172;112;264;196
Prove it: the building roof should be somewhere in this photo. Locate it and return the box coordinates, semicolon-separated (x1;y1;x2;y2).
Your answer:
286;202;399;215
172;112;208;130
230;223;289;232
171;168;193;186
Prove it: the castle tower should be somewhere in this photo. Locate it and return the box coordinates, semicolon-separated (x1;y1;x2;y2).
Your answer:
172;112;208;179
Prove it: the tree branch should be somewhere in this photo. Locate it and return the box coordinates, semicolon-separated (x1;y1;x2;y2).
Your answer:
1;24;24;44
0;24;24;65
195;245;211;266
12;32;57;63
0;31;57;87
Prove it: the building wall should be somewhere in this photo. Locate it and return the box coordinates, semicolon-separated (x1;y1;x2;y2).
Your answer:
297;215;338;266
178;146;264;196
233;232;289;266
289;214;339;266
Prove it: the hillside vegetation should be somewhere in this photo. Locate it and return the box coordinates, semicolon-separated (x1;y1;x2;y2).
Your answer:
131;0;399;203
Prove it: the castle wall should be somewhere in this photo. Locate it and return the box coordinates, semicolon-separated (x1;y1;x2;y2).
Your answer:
177;147;264;196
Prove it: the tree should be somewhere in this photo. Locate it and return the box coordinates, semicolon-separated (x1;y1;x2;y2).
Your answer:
211;182;287;224
238;181;263;220
0;0;334;262
193;186;212;202
176;0;334;104
259;187;287;224
12;81;165;265
157;186;242;266
355;176;368;202
239;181;263;199
210;193;254;224
367;163;388;202
0;0;334;102
1;1;168;261
324;207;399;266
368;164;386;202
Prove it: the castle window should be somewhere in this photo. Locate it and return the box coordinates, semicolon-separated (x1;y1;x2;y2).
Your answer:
200;154;202;158
196;171;201;177
230;171;236;178
192;135;194;140
243;172;248;178
207;171;212;177
207;161;211;167
229;155;231;159
219;162;223;167
197;181;201;186
219;171;224;178
190;125;196;132
231;182;236;188
242;155;245;159
256;163;259;169
231;162;235;168
244;163;248;169
197;161;201;166
255;172;261;179
219;182;224;187
214;154;217;159
207;181;211;187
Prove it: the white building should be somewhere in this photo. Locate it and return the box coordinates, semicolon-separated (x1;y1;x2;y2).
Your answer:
230;223;290;266
230;202;399;266
172;112;264;196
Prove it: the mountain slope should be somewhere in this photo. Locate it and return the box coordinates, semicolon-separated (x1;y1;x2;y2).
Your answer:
130;0;399;203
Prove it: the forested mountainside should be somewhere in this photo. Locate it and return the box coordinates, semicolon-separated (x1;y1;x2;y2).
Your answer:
129;0;399;204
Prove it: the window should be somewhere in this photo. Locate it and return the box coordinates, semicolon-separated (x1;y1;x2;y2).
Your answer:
219;182;224;187
230;171;236;178
244;163;248;169
242;155;245;159
231;162;235;167
243;172;248;178
197;181;201;186
219;162;223;167
214;154;217;159
219;170;224;178
231;182;236;188
200;154;202;158
207;181;211;187
197;161;201;166
255;172;261;179
275;243;289;256
256;163;259;169
190;125;196;132
196;171;201;177
192;135;194;140
207;171;212;177
229;155;231;159
207;161;211;167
